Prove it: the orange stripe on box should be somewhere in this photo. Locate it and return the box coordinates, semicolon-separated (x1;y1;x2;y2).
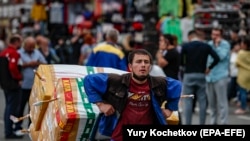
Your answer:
59;78;77;141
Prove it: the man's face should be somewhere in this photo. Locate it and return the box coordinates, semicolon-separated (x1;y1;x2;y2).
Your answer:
240;41;247;50
211;30;221;41
159;35;167;50
16;40;22;49
13;36;22;49
25;42;35;54
129;54;151;81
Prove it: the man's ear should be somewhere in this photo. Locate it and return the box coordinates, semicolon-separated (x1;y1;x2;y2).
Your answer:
128;64;132;72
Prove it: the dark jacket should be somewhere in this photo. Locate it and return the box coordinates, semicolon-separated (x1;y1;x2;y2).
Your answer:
181;40;220;73
0;57;20;90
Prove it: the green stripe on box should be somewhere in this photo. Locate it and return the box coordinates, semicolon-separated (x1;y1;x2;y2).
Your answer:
78;66;96;141
87;66;95;75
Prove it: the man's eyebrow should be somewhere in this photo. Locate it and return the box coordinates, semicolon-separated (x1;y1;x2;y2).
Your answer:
135;59;150;62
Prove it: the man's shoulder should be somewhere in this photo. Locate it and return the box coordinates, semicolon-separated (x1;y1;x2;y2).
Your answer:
190;40;209;45
1;47;19;57
94;43;122;51
93;43;125;59
221;39;230;46
183;41;205;47
149;75;167;88
108;73;129;79
17;48;21;52
150;75;166;81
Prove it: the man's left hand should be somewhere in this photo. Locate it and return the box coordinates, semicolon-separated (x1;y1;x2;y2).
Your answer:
161;108;173;118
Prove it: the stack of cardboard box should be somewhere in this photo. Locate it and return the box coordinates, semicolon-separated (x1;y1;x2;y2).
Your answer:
28;64;127;140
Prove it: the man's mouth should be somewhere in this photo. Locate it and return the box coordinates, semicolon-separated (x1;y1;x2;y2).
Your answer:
140;70;146;72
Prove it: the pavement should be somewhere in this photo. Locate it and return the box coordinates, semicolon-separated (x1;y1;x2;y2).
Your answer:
179;99;250;125
0;88;30;141
0;88;249;141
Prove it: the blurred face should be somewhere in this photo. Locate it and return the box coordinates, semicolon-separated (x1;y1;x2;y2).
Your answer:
13;36;22;49
211;30;221;41
15;40;22;49
159;35;168;50
25;41;36;54
240;41;247;50
230;32;238;40
40;39;49;50
233;44;241;52
129;54;151;82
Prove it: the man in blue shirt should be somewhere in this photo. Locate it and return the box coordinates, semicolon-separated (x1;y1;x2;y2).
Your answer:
16;36;47;131
206;27;231;125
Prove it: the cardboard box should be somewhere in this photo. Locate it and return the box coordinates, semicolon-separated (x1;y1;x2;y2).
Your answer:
38;78;100;141
29;65;127;131
29;123;40;141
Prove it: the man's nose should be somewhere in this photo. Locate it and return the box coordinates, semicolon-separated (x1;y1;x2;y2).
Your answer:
141;62;146;66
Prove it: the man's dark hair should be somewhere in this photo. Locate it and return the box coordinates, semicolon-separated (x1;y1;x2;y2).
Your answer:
163;34;174;45
9;35;21;44
231;29;239;34
212;27;223;35
239;35;250;50
128;49;153;65
188;30;197;36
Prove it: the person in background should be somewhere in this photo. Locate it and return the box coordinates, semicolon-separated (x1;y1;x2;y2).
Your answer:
70;27;85;64
54;37;72;64
0;33;5;52
206;27;231;124
229;29;240;50
172;34;182;54
16;36;47;131
181;30;219;125
38;37;60;64
188;29;207;113
86;28;127;71
30;0;47;35
235;36;250;114
228;41;241;102
84;49;182;141
78;32;95;65
35;34;45;48
156;34;180;80
0;34;23;139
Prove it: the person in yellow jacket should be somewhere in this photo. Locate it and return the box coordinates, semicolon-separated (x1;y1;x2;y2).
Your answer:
235;36;250;114
31;0;47;22
30;0;47;35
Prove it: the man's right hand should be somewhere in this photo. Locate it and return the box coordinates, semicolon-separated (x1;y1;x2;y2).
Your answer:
18;80;22;87
213;37;221;47
205;68;210;75
96;102;115;116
